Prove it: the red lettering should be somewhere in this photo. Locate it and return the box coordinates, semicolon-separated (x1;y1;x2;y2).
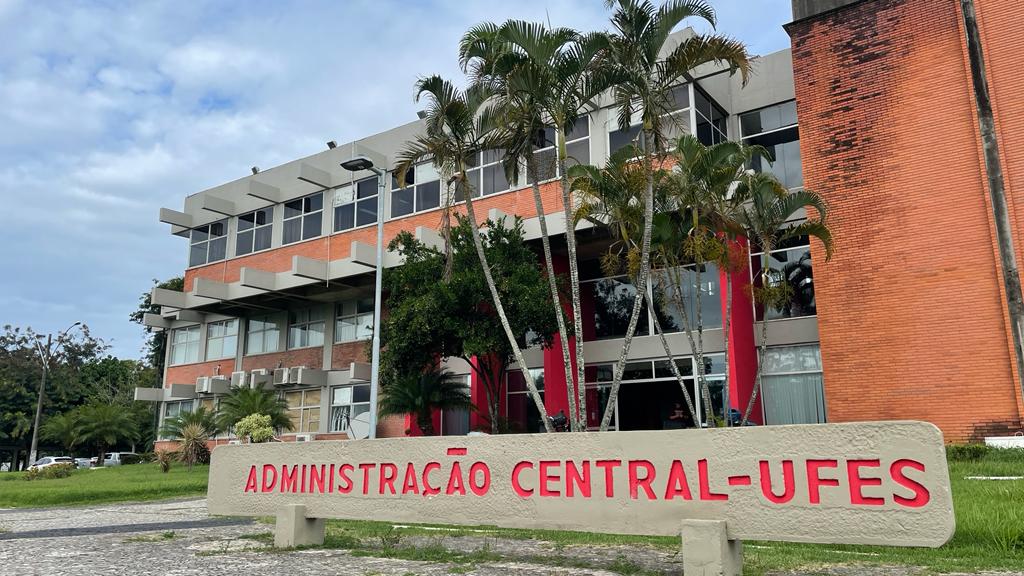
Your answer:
759;460;795;504
806;459;839;504
539;461;561;497
300;464;307;493
890;459;930;508
422;462;441;496
309;464;326;494
280;465;299;493
595;459;621;498
379;463;398;495
469;462;491;496
244;466;258;493
446;461;466;495
698;459;728;501
261;464;278;493
847;459;885;506
512;461;534;497
664;460;692;500
337;463;354;494
628;460;656;500
328;464;335;493
358;463;376;495
402;463;420;495
566;460;591;498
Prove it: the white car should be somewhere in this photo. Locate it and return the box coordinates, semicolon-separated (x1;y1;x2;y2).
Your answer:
29;456;74;470
102;452;138;467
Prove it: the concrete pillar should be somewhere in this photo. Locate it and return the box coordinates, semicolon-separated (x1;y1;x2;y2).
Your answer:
274;504;325;548
680;519;742;576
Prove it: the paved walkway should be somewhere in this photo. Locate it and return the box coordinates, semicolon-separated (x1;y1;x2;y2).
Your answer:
0;499;1019;576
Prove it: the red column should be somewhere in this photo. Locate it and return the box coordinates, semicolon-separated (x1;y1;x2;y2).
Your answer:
542;254;596;422
720;239;760;423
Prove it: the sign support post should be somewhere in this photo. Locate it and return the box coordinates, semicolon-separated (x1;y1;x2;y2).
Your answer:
681;519;742;576
275;504;325;548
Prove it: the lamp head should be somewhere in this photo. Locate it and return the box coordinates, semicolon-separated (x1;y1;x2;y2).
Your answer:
340;156;375;172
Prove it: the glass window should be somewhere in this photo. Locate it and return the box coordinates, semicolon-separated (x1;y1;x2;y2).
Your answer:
330;384;371;432
282;193;323;244
236;208;273;256
441;374;471;436
651;264;723;333
761;344;825;425
750;241;815;320
582;276;650;340
334;178;378;231
741;101;802;189
505;369;545;433
285;388;321;433
287;307;326;349
694;88;727;146
205;319;238;360
528;118;590;184
460;149;510;200
335;298;374;343
739;100;797;136
169;326;200;365
188;220;228;267
390;163;441;218
246;315;280;355
609;123;642;156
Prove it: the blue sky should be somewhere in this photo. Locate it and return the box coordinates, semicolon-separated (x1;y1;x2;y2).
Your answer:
0;0;793;359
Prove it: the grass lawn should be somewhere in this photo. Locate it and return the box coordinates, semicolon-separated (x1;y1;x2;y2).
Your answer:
267;448;1023;575
0;464;209;508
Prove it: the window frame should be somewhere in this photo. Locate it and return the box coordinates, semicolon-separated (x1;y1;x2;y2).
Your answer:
334;298;374;343
235;208;274;256
528;117;592;185
333;177;379;233
187;219;228;268
739;100;802;190
748;234;815;321
287;307;326;350
205;319;239;361
607;84;692;157
282;192;324;245
169;326;201;366
389;162;442;219
284;388;321;434
245;314;281;356
329;384;371;433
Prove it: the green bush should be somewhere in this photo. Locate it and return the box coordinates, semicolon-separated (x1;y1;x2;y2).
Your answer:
24;463;75;481
947;443;991;461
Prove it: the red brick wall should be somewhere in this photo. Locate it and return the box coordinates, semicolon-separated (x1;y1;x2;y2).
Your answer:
331;341;368;370
165;360;233;387
185;181;565;286
788;0;1023;441
240;347;323;372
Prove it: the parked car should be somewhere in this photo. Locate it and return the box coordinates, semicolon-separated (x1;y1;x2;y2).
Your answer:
29;456;74;470
74;458;93;469
102;452;138;467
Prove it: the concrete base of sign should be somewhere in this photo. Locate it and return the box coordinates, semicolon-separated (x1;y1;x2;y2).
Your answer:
275;504;325;548
680;519;743;576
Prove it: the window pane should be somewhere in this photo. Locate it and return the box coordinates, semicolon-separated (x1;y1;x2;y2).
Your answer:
652;265;722;333
263;328;279;353
238;212;255;231
565;117;590;141
209;221;226;237
334;204;355;231
356;313;373;340
529;148;557;183
254;226;272;251
333;387;352;405
305;193;323;213
336;316;356;342
750;247;815;320
583;277;650;339
190;226;209;243
284;199;303;219
304;388;321;406
356;198;377;226
208;237;227;262
255;209;269;226
352;384;371;403
609;124;641;156
302;212;322;240
416;180;440;211
667;84;689;111
415;163;439;184
566;139;590;169
482;164;509;195
283;218;302;244
307;322;325;346
357;298;375;313
189;243;207;267
392;169;414;190
356;178;377;199
235;230;254;256
623;362;653;381
391;188;414;217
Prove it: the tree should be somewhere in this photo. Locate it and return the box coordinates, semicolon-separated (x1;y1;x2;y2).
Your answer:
159;406;220;439
177;423;209;472
40;411;81;454
378;368;474;436
235;414;275;443
382;216;558;432
216;387;293;433
395;76;552;431
129;277;184;375
76;403;139;462
459;21;607;431
734;171;834;424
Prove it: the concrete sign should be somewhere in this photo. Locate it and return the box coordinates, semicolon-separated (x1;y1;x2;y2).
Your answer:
208;421;954;550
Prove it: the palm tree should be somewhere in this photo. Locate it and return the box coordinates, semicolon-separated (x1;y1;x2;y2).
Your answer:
461;21;609;431
216;387;292;434
592;0;752;431
76;403;139;463
159;406;219;440
734;171;835;425
40;411;81;454
395;75;552;431
178;423;209;472
378;369;474;436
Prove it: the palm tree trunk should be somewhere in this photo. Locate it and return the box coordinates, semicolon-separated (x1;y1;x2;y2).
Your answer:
694;260;713;426
650;308;699;424
557;129;587;432
528;154;579;431
599;130;655;431
458;168;553;432
742;260;770;426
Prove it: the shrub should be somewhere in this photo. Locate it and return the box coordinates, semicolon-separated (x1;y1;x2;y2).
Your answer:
947;443;991;461
24;463;75;481
155;450;175;473
178;423;210;472
235;413;275;443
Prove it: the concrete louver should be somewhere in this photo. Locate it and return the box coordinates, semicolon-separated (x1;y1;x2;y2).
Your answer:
297;163;334;189
248;181;284;203
199;194;236;216
159;207;193;228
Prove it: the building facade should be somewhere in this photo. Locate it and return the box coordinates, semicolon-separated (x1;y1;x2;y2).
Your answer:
140;0;1023;446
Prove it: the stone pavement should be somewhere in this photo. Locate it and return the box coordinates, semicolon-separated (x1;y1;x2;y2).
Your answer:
0;499;1019;576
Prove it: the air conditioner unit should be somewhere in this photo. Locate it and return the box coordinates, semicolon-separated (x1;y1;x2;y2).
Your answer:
195;376;211;394
249;369;271;389
272;367;290;386
294;434;314;442
292;367;326;386
227;440;242;445
230;371;247;388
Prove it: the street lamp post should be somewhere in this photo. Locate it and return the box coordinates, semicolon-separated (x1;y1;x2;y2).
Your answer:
340;156;386;439
28;321;82;465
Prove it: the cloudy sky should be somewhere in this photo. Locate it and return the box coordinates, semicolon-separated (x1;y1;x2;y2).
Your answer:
0;0;792;359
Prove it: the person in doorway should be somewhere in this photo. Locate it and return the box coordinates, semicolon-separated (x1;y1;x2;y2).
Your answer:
664;402;687;429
